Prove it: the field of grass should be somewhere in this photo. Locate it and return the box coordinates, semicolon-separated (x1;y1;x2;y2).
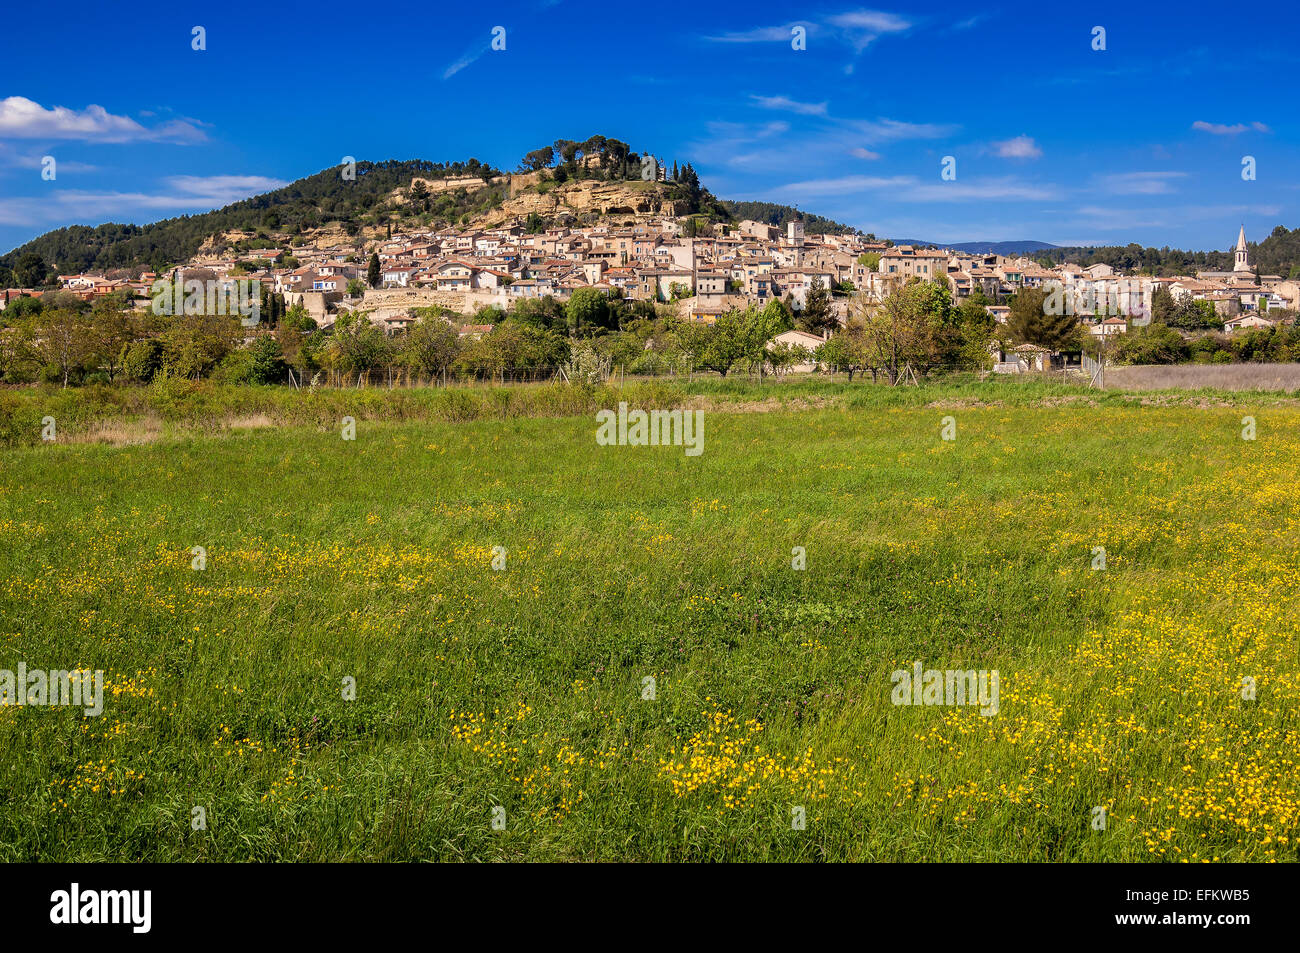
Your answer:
2;377;1299;861
1105;362;1300;392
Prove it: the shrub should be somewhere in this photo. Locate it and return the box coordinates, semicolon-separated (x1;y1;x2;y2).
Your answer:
562;342;612;384
0;391;43;446
147;371;202;420
1113;324;1189;365
121;339;165;384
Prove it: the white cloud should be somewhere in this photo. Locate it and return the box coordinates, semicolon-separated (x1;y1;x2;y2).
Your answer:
703;119;789;141
0;174;288;227
0;142;97;173
443;49;485;79
826;9;912;50
848;117;956;143
0;97;205;143
992;135;1042;159
827;10;911;31
164;175;289;203
1191;120;1270;135
751;95;828;116
705;23;805;43
1072;203;1281;231
689;114;953;178
774;174;916;196
771;173;1057;203
706;9;912;51
1098;171;1188;195
902;177;1063;202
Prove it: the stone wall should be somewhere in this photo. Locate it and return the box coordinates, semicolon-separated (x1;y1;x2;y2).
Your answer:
357;287;505;320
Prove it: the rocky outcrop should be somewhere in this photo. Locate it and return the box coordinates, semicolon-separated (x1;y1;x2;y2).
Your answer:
478;180;682;228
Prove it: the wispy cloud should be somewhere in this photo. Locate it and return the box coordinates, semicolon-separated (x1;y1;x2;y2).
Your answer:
0;174;287;227
746;93;954;144
703;119;790;142
1072;202;1281;232
1098;171;1188;195
774;174;915;197
164;175;289;203
991;135;1042;159
951;14;989;31
706;8;913;52
442;47;487;79
751;95;828;116
824;9;912;50
1192;120;1270;135
706;23;805;43
0;97;205;144
0;142;97;173
902;177;1062;202
772;173;1060;202
847;117;956;144
691;113;954;177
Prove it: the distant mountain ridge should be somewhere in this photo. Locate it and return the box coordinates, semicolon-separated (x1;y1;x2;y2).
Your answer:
889;239;1060;254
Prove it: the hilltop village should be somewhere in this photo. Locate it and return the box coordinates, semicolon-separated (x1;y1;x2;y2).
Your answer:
11;221;1295;346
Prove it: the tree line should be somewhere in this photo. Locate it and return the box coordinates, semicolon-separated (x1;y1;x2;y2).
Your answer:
1035;225;1300;279
10;272;1293;391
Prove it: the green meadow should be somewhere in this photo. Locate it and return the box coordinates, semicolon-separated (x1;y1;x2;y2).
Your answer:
2;377;1298;861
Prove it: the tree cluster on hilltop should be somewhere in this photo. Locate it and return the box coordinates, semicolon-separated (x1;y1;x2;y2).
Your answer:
716;200;856;235
515;134;726;220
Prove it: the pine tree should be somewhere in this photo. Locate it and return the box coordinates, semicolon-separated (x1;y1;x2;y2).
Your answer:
678;164;702;213
367;253;381;289
1006;287;1079;350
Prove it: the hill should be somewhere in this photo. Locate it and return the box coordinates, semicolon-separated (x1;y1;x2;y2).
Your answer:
0;158;506;280
13;131;1293;282
946;240;1059;255
891;231;1300;277
1034;227;1300;277
717;200;856;235
888;239;1058;254
0;136;855;282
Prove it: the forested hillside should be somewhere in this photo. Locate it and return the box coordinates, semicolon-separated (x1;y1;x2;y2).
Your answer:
0;159;505;279
718;200;856;235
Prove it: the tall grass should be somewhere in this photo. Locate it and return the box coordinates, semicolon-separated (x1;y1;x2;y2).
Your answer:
6;372;1299;448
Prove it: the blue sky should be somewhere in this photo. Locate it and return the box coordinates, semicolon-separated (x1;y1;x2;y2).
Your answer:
1;0;1295;256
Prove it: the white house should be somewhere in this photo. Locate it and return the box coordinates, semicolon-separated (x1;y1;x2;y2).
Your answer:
1089;317;1128;338
1223;314;1275;334
769;329;826;373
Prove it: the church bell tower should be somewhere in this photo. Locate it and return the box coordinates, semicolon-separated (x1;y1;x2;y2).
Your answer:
1234;225;1250;273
